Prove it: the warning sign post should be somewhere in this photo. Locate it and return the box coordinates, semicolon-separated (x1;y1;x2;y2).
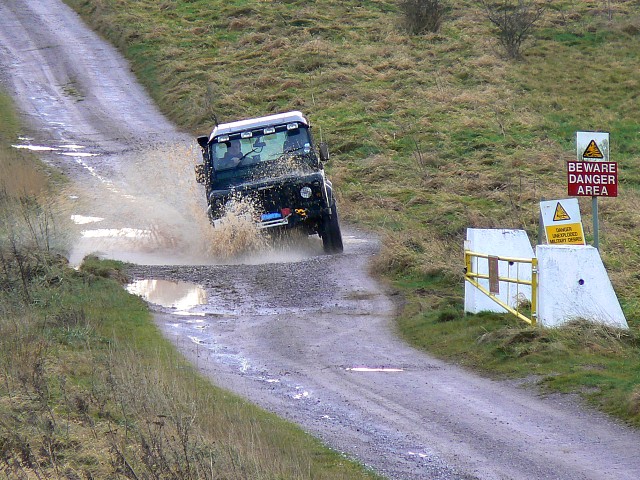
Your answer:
567;160;617;197
572;131;613;250
576;132;609;162
540;199;586;246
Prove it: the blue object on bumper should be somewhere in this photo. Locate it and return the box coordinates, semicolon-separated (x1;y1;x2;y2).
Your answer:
261;212;282;221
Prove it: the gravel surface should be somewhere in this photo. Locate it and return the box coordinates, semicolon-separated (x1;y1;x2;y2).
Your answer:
2;1;640;478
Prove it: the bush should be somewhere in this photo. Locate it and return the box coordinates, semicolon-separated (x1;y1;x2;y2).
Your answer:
400;0;446;34
480;0;548;59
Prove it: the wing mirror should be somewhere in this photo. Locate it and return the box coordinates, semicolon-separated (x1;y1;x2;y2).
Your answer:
318;142;330;162
194;164;206;184
197;135;209;149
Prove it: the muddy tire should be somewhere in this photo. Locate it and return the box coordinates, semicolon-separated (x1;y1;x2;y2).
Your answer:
321;204;344;254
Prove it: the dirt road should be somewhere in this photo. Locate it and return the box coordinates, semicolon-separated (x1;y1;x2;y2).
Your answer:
2;1;640;478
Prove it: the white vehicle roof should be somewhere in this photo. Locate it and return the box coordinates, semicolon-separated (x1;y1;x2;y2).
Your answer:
209;111;309;141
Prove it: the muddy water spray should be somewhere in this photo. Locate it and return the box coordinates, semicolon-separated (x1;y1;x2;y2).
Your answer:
63;141;273;264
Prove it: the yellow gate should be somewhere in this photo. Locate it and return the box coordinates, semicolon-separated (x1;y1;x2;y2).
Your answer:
464;250;538;325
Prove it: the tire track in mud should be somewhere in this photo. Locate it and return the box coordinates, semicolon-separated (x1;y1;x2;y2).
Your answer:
3;1;640;479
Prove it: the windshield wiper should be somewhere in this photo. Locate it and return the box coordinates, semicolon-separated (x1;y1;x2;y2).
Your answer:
237;148;257;164
283;145;304;154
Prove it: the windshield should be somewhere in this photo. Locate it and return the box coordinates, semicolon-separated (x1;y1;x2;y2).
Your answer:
211;125;317;185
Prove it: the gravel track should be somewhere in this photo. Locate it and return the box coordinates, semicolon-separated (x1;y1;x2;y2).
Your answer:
2;1;640;478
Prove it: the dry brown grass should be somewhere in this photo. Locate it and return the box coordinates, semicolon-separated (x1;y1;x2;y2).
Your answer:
0;150;48;199
629;386;640;416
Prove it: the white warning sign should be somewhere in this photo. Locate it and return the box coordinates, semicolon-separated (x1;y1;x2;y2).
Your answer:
540;198;586;245
576;132;609;162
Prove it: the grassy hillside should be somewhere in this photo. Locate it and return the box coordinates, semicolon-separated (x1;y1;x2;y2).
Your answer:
63;0;640;423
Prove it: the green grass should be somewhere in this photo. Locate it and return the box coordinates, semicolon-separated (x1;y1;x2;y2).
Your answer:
0;93;20;142
57;0;640;428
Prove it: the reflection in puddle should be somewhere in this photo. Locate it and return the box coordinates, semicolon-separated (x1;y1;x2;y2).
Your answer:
346;367;404;372
126;279;207;313
71;215;104;225
82;228;152;239
189;336;207;345
293;387;310;400
343;235;369;245
408;451;430;459
12;142;99;154
59;144;85;150
12;144;60;152
11;143;99;157
59;152;99;157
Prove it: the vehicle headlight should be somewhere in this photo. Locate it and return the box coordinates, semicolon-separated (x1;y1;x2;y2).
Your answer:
300;186;312;199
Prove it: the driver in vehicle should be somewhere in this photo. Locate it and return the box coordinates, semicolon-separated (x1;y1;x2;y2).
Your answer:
216;141;243;169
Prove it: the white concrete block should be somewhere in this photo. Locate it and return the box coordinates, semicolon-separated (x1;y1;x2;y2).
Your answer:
536;245;627;329
465;229;535;314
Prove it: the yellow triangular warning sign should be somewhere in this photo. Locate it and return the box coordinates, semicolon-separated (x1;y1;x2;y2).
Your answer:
583;139;604;159
553;202;571;222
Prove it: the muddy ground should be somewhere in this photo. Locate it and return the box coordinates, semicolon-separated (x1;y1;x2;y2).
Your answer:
2;1;640;478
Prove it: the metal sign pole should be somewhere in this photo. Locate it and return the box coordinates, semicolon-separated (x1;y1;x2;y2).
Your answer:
576;131;611;251
538;197;544;245
593;195;599;249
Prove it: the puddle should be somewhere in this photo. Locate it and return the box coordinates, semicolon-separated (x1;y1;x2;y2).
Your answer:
343;235;369;245
58;144;86;150
59;151;99;157
346;367;405;372
12;144;60;152
71;215;104;225
12;142;99;157
293;387;311;400
408;451;430;459
126;279;207;313
82;228;153;239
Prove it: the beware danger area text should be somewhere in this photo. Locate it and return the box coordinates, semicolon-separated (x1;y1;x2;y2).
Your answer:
567;161;617;197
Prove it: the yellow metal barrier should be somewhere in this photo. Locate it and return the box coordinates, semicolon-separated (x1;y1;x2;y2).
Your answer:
464;250;538;325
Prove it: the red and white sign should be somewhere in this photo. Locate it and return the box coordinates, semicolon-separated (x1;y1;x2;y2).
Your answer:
567;160;618;197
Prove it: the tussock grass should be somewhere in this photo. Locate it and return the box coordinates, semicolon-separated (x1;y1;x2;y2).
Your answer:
0;94;48;199
62;0;640;425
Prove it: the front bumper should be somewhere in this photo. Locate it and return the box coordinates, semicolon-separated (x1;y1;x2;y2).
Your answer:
257;215;290;229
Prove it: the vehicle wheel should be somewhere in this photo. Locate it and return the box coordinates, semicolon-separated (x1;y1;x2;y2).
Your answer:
321;204;343;254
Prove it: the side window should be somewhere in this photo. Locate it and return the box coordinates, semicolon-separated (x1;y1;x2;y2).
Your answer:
211;142;231;170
